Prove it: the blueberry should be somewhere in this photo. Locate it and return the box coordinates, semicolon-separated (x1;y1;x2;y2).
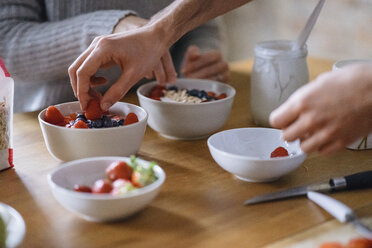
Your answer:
87;121;92;128
189;89;199;97
167;85;178;91
102;116;113;128
92;119;103;128
76;114;87;121
198;90;208;99
118;119;124;126
112;120;119;127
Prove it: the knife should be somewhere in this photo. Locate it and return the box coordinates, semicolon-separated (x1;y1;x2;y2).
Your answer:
308;191;372;239
244;170;372;205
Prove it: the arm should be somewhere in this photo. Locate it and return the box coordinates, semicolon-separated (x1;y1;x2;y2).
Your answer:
270;64;372;155
0;0;135;82
69;0;252;110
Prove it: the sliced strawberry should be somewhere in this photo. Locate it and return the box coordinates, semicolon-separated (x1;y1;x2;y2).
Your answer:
72;120;88;129
69;113;77;120
270;146;289;158
85;98;103;120
207;91;216;98
74;185;92;193
217;93;227;100
44;106;65;126
124;113;139;125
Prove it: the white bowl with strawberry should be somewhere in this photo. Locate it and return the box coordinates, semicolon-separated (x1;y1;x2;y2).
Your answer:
47;156;165;222
38;101;148;161
207;128;307;182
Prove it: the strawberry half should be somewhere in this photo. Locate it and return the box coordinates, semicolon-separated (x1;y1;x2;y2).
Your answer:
270;146;289;158
44;106;65;126
85;99;103;120
124;113;139;125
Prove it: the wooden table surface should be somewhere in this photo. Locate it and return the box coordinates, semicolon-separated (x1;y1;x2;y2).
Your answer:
2;57;372;248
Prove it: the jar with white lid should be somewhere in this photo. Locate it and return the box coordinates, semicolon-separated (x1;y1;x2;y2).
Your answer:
250;40;309;127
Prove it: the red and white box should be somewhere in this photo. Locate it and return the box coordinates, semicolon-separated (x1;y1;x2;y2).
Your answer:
0;57;14;170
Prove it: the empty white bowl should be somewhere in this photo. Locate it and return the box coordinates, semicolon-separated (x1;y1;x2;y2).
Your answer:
137;78;235;140
207;128;306;182
0;203;26;248
47;156;165;222
39;101;148;161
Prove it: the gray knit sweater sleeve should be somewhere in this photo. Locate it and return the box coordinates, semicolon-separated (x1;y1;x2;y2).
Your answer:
0;0;134;82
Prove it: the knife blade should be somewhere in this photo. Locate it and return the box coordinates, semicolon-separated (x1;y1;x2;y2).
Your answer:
307;191;372;239
244;170;372;205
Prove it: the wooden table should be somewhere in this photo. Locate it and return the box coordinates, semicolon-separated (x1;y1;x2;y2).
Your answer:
2;58;372;248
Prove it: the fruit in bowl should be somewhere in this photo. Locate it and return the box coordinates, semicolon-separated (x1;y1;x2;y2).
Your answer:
44;99;139;129
73;155;157;196
137;78;235;140
47;156;166;222
207;128;307;182
38;101;147;161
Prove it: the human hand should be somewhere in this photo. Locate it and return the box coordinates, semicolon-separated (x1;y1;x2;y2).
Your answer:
113;15;148;33
68;26;176;111
181;45;230;83
269;64;372;155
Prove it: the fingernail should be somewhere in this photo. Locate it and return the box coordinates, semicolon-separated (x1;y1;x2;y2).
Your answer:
101;102;111;111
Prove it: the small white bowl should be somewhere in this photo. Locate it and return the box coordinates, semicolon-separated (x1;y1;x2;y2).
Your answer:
39;101;148;161
207;128;306;182
0;203;26;248
137;78;235;140
47;156;166;222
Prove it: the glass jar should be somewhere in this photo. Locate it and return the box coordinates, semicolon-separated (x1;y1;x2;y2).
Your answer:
250;40;309;127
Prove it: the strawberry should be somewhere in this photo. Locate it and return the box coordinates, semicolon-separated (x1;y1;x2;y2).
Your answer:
72;120;88;129
346;238;372;248
270;146;289;158
69;113;77;120
149;85;165;99
85;98;103;120
124;113;139;125
207;91;216;98
217;93;227;100
44;106;65;126
319;243;344;248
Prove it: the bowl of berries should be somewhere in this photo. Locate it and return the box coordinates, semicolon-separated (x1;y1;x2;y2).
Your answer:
38;100;147;161
137;78;235;140
48;156;165;222
207;128;306;182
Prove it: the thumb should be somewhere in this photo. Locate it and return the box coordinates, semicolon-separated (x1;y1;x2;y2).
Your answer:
185;45;200;62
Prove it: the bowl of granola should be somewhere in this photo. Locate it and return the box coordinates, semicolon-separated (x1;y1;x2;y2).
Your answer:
137;78;235;140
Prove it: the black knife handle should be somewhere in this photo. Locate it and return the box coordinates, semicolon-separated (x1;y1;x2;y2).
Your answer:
344;171;372;190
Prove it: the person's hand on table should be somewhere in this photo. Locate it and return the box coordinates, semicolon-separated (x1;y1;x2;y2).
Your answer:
68;22;176;111
270;64;372;155
181;45;230;83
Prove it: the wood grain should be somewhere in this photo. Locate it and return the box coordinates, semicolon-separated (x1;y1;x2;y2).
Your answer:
1;58;371;248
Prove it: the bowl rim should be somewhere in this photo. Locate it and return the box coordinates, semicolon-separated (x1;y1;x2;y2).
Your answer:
136;79;236;106
207;127;306;162
38;101;148;131
0;203;26;248
47;156;166;200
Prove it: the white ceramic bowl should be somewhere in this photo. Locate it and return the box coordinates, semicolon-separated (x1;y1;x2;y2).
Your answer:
39;101;148;161
207;128;307;182
47;156;166;222
0;203;26;248
137;78;235;140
